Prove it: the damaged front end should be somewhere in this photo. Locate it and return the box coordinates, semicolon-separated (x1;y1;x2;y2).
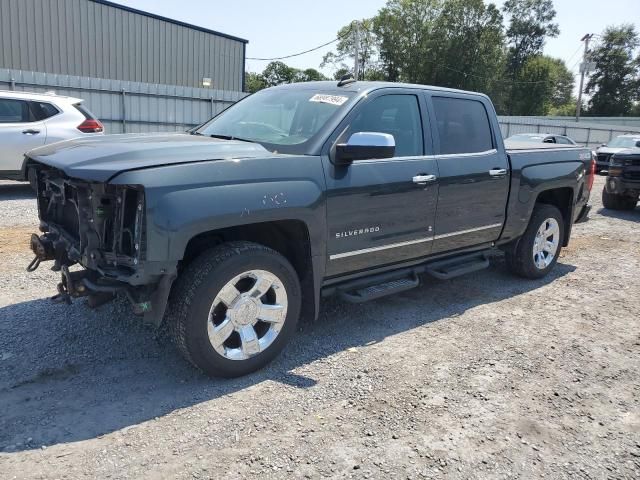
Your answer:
27;164;172;322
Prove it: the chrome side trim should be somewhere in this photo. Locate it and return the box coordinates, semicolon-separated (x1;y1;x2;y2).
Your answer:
434;149;497;159
434;223;503;240
329;223;504;260
329;236;434;260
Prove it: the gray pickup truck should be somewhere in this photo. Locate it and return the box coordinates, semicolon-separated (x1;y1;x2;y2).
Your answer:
25;80;594;377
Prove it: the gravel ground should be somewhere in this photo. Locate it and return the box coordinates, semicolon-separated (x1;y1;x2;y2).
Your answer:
0;177;639;479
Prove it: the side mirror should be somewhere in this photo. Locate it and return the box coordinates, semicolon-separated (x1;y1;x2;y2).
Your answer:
635;141;640;148
334;132;395;165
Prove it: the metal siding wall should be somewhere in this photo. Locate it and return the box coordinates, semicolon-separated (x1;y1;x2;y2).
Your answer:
0;68;247;134
504;115;640;129
0;0;245;91
498;116;640;147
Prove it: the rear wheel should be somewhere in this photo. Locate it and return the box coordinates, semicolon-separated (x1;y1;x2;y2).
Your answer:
165;241;301;378
506;204;564;279
602;188;637;211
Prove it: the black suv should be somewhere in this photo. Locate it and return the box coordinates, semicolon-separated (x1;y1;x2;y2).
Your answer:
602;148;640;211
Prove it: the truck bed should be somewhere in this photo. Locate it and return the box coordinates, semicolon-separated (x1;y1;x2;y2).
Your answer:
504;140;586;151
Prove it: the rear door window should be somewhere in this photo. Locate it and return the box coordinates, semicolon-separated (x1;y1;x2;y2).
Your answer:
432;97;494;155
31;101;60;120
555;137;572;145
0;98;33;123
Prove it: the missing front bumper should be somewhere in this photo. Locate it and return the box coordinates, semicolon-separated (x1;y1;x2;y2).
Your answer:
28;232;175;326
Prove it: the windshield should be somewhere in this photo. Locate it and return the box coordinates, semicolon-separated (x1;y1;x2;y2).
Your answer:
606;136;640;148
196;89;355;154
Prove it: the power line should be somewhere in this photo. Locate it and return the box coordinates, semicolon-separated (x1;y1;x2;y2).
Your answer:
565;44;584;68
570;37;601;72
441;65;564;85
246;28;352;61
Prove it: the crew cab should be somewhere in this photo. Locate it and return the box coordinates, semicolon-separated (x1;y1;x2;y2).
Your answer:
25;80;594;377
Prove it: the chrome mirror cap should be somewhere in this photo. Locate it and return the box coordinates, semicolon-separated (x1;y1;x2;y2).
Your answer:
347;132;395;148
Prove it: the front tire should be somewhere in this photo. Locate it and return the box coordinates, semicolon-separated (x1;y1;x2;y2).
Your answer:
165;241;301;378
506;204;564;279
602;188;637;211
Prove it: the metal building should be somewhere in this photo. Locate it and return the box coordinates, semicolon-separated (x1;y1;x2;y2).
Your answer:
0;0;248;92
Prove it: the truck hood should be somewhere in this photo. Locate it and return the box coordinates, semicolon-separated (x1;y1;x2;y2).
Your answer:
27;133;272;182
597;146;630;155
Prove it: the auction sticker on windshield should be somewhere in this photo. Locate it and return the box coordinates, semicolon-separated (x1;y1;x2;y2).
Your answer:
309;94;349;106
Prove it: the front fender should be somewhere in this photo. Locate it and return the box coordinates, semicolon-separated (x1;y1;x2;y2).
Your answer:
153;180;325;261
110;156;327;263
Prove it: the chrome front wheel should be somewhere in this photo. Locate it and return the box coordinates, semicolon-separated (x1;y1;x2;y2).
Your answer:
208;270;288;361
166;241;301;378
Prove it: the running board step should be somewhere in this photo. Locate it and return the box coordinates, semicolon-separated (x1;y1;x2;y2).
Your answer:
339;275;420;304
425;254;490;280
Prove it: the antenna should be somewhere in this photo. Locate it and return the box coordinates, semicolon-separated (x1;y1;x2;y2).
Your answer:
337;73;356;87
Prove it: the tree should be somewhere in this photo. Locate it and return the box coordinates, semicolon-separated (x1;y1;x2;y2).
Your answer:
245;63;328;94
502;0;559;114
548;100;579;117
586;24;640;116
261;61;298;87
548;57;574;108
333;67;351;81
245;72;266;93
373;0;442;83
430;0;505;92
293;68;328;83
321;19;379;80
509;55;573;115
371;0;506;93
503;0;559;71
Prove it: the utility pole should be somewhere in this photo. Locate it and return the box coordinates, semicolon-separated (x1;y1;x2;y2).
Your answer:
576;34;593;122
353;21;360;81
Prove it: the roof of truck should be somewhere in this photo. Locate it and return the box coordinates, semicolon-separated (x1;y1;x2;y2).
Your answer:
268;80;490;99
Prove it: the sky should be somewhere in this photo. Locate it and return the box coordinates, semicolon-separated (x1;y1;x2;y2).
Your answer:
116;0;640;84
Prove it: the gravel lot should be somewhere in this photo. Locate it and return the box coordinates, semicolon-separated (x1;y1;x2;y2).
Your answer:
0;176;638;479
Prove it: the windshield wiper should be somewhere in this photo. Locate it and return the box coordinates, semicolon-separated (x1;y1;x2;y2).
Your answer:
209;134;254;143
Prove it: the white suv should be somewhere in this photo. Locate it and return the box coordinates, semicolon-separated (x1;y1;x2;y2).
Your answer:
0;90;104;180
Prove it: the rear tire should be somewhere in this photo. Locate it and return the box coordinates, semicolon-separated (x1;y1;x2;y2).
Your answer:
165;241;301;378
602;188;637;211
506;204;564;279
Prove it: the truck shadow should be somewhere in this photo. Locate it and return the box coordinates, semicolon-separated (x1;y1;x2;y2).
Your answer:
0;182;35;201
595;206;640;223
0;258;576;452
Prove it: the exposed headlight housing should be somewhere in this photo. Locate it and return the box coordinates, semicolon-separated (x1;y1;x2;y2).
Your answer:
34;165;145;272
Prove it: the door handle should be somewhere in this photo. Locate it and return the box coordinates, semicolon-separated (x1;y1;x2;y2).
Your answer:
413;174;437;184
489;168;507;177
22;129;40;135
